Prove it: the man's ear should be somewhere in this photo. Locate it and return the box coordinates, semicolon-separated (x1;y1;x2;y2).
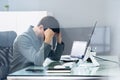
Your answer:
39;25;44;30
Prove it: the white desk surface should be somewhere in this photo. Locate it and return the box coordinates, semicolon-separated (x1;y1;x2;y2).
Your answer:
7;55;120;80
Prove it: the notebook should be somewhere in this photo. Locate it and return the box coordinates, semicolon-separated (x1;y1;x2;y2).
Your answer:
61;41;87;62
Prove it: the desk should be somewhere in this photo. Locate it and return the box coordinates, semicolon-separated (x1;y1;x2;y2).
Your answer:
7;56;120;80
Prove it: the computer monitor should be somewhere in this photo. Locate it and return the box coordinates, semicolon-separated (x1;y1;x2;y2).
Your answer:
74;22;100;67
82;21;97;59
69;21;97;59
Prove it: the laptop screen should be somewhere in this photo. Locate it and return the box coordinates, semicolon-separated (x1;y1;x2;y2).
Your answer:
70;21;97;59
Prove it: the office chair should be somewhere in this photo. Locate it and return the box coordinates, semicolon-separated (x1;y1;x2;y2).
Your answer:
0;31;17;80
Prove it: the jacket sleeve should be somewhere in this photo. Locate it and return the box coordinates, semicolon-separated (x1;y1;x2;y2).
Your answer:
15;35;51;66
48;42;64;61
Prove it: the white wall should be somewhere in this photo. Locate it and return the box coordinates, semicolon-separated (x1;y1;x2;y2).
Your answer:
8;0;106;27
0;11;47;35
106;0;120;55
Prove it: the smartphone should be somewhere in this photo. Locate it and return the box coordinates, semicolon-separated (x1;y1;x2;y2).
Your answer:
26;68;44;72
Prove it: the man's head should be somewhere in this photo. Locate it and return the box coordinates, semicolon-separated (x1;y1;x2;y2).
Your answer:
38;16;60;33
33;16;61;44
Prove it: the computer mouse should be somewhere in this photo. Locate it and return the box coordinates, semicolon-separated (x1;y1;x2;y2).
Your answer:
54;65;65;69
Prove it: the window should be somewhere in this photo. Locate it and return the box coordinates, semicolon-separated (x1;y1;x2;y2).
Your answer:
0;11;48;35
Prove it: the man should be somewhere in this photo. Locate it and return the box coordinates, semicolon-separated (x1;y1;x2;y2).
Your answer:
10;16;64;73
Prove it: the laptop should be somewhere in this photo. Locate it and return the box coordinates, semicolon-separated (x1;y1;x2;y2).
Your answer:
61;21;97;62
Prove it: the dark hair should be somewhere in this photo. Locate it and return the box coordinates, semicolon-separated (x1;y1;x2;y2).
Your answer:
37;16;60;33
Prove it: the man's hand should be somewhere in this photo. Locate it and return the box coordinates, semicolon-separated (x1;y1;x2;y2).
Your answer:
56;33;62;44
44;28;55;44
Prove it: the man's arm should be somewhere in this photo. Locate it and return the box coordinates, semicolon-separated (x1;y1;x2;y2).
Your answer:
48;33;64;61
48;42;64;61
16;35;51;66
55;42;64;60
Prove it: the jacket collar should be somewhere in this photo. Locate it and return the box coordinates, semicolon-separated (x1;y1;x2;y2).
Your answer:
27;25;43;42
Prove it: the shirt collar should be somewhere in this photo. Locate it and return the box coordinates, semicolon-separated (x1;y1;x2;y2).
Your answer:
27;25;42;41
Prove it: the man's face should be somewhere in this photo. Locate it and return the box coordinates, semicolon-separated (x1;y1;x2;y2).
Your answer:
37;25;44;38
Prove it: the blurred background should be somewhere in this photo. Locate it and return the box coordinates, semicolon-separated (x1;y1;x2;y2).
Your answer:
0;0;120;56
